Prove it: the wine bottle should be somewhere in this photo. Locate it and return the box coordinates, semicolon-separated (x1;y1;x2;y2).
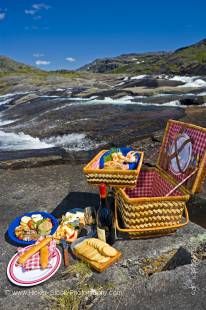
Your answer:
96;184;115;245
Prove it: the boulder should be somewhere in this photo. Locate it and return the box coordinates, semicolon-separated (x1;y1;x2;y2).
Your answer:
121;78;185;89
42;89;67;97
82;89;134;99
180;95;206;106
13;93;39;105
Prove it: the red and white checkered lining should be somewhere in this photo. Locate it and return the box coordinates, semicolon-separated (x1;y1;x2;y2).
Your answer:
16;239;56;271
161;122;206;183
125;170;182;198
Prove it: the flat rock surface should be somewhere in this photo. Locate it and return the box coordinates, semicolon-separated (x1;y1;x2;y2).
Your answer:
0;164;206;309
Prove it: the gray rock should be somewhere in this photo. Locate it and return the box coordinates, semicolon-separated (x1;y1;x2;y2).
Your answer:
0;147;66;169
121;78;185;89
0;164;206;310
180;95;206;106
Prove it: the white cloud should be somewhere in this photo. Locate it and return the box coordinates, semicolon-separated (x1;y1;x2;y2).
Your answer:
32;3;51;10
25;26;49;31
25;9;36;15
0;13;5;20
65;57;76;62
25;3;51;19
0;11;6;21
35;60;50;65
33;53;44;57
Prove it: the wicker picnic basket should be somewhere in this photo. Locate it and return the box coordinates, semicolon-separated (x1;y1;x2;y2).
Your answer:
83;149;144;188
115;120;206;238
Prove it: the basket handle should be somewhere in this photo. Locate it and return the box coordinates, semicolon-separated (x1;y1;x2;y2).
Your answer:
165;168;198;197
114;198;189;233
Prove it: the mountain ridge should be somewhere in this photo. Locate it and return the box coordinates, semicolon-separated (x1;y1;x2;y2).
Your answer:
0;55;43;74
78;38;206;75
1;38;206;76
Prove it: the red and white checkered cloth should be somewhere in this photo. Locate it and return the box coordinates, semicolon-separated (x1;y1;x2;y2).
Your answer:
162;121;206;183
126;170;182;198
16;238;57;271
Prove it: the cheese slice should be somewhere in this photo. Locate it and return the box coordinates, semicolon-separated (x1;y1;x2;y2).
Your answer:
31;214;43;222
20;216;31;224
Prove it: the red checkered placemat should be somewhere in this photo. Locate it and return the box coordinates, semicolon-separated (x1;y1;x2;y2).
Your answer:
16;238;57;271
159;121;206;185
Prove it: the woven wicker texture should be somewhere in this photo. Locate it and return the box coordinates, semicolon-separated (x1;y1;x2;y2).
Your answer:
115;167;189;238
158;120;206;193
84;150;144;188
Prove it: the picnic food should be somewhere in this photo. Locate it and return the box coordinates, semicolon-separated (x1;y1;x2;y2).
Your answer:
102;148;138;170
15;214;53;241
38;220;53;235
74;238;117;264
40;246;49;269
62;211;85;224
17;236;52;265
75;241;109;263
53;210;84;242
86;238;117;257
53;223;78;242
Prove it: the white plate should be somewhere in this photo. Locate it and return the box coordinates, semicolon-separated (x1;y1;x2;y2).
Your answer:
7;247;61;287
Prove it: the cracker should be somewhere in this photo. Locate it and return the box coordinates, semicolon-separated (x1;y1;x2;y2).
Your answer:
98;256;110;263
102;245;117;257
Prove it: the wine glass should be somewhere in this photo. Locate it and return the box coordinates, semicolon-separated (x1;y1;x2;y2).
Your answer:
84;207;96;237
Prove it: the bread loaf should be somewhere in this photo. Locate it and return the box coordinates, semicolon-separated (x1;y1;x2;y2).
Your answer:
17;236;52;265
40;245;49;269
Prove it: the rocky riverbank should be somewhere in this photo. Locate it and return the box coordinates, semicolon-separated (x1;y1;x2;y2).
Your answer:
0;163;206;310
0;71;206;308
0;73;206;168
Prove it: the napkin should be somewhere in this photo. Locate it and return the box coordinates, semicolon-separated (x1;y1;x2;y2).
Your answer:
16;238;57;271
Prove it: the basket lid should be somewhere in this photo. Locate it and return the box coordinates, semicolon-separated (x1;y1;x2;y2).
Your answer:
157;119;206;194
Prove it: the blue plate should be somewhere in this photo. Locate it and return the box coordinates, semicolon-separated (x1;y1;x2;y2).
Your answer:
7;211;59;246
99;147;140;170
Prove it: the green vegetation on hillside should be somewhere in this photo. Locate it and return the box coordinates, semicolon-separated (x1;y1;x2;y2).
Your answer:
0;56;80;79
78;39;206;75
1;38;206;78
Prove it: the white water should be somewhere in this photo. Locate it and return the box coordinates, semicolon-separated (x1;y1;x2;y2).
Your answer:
124;75;206;88
0;94;20;126
46;95;205;108
40;95;60;98
0;82;205;152
44;133;105;151
0;130;105;151
0;130;52;150
0;118;17;126
131;99;181;107
181;79;206;88
168;76;206;88
130;74;147;80
0;94;105;150
0;92;30;106
0;98;13;106
65;96;182;107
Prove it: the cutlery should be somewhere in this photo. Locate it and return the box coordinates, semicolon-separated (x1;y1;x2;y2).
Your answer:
61;239;70;267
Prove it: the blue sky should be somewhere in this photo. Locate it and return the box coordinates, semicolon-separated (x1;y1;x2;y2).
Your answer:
0;0;205;70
